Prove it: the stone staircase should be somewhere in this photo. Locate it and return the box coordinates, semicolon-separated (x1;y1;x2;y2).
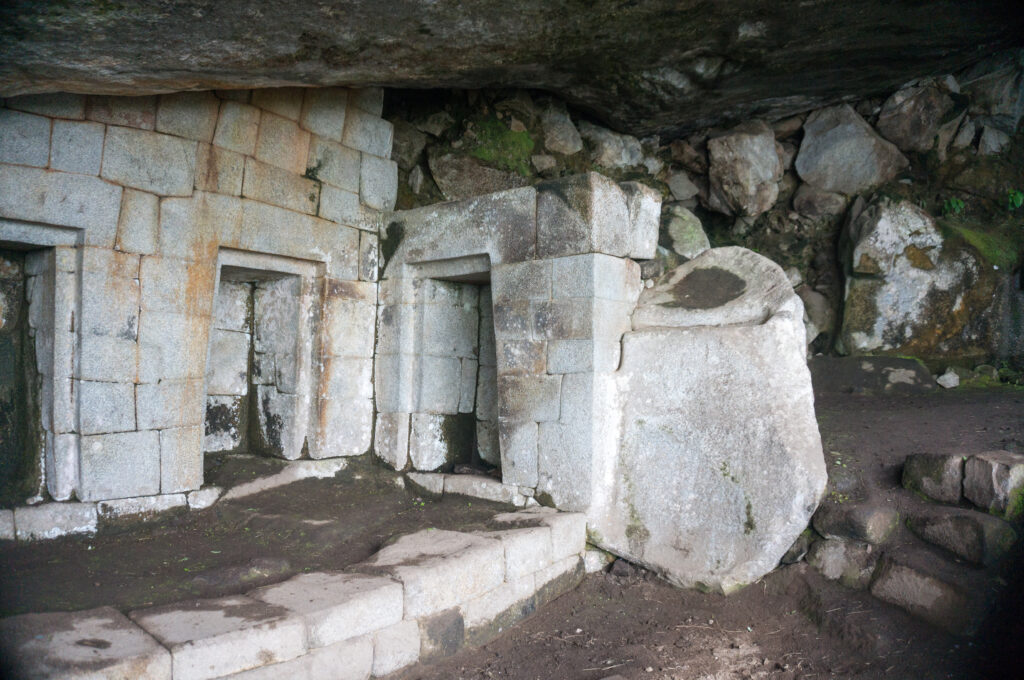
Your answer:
801;449;1023;636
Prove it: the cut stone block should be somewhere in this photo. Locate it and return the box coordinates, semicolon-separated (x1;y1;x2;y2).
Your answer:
497;375;562;422
963;451;1024;521
536;172;632;258
375;412;411;471
444;475;522;506
86;95;157;130
98;494;187;521
5;93;86;119
136;379;205;430
300;88;348;141
116;188;160;255
13;502;97;541
806;538;879;589
50;120;104;175
908;509;1017;565
461;574;536;644
0;108;52;167
308;136;361;192
492;507;587;561
534;555;585;607
129;595;306;680
498;419;539;488
254;112;311;175
225;634;373;680
358;529;505;618
80;431;161;501
242;157;319;215
902;454;964;504
0;164;122;232
619;180;661;259
251;88;305;121
78;380;136;435
250;572;403;648
550;253;641;303
160;426;204;494
371;619;420;677
0;606;171;680
213;101;261;155
360;153;398;211
343;108;394;157
101;126;197;196
407;472;445;495
486;526;553;580
319;184;361;226
813;501;899;545
188;487;223;511
156;91;220;142
194;142;245;195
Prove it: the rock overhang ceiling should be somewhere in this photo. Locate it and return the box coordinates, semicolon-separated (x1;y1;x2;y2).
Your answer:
2;0;1022;136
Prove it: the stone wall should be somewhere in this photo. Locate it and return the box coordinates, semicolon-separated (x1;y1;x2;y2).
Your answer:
0;87;397;509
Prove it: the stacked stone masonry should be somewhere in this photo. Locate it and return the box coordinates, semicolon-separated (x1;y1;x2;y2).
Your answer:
0;508;588;679
0;88;397;514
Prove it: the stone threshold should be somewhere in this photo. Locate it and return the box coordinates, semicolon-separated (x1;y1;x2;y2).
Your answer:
407;471;535;507
0;458;350;543
0;507;587;680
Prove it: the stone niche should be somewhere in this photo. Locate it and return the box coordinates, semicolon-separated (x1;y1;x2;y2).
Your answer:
0;86;396;515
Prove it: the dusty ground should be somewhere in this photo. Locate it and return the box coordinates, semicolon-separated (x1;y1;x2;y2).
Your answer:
1;385;1022;679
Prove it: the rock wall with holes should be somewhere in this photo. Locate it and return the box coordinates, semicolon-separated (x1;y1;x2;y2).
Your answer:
0;88;396;522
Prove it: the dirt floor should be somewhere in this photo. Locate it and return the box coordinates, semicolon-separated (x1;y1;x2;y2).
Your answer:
1;385;1022;679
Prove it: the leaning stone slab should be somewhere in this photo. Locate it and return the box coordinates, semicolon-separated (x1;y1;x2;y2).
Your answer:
963;451;1024;521
902;454;964;504
355;529;505;619
0;606;171;679
249;572;402;648
600;247;825;593
907;509;1017;566
129;595;306;680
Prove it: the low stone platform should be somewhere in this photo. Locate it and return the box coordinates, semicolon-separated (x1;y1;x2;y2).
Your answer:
0;507;587;679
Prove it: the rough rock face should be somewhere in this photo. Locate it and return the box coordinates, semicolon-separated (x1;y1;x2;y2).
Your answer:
1;1;1021;136
839;199;1000;360
795;105;909;196
706;121;782;217
875;80;963;153
592;247;826;593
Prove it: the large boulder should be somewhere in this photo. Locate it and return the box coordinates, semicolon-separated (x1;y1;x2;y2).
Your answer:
875;80;964;154
838;198;1000;360
795;105;908;196
591;247;826;593
706;121;782;217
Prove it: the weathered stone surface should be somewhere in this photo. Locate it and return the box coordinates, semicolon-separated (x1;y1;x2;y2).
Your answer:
577;121;641;168
0;109;50;167
130;595;306;680
428;152;528;202
908;509;1017;565
0;509;13;541
226;635;372;680
839;198;994;359
902;454;963;504
250;572;403;648
2;4;1021;138
80;431;162;501
806;538;878;589
417;608;464;661
963;451;1024;521
0;607;171;680
156;91;220;142
371;620;420;677
102;126;198;197
604;247;825;593
792;184;847;218
540;105;583;156
813;501;898;545
795;105;908;196
360;153;398;211
664;204;709;259
444;475;523;506
536;172;633;258
875;80;962;153
0;164;122;233
706;120;781;217
213;101;260;155
50;120;104;175
308;137;360;192
869;552;979;635
87;95;156;129
98;494;187;520
254;112;311;175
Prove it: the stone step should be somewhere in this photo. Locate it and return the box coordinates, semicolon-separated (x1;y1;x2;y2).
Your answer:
905;505;1017;566
902;453;964;505
812;499;900;545
868;544;997;635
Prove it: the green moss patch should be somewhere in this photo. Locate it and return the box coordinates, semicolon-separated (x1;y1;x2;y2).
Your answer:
466;116;535;177
944;222;1021;270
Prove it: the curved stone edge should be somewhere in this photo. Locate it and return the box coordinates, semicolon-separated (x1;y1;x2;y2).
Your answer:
0;508;587;679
